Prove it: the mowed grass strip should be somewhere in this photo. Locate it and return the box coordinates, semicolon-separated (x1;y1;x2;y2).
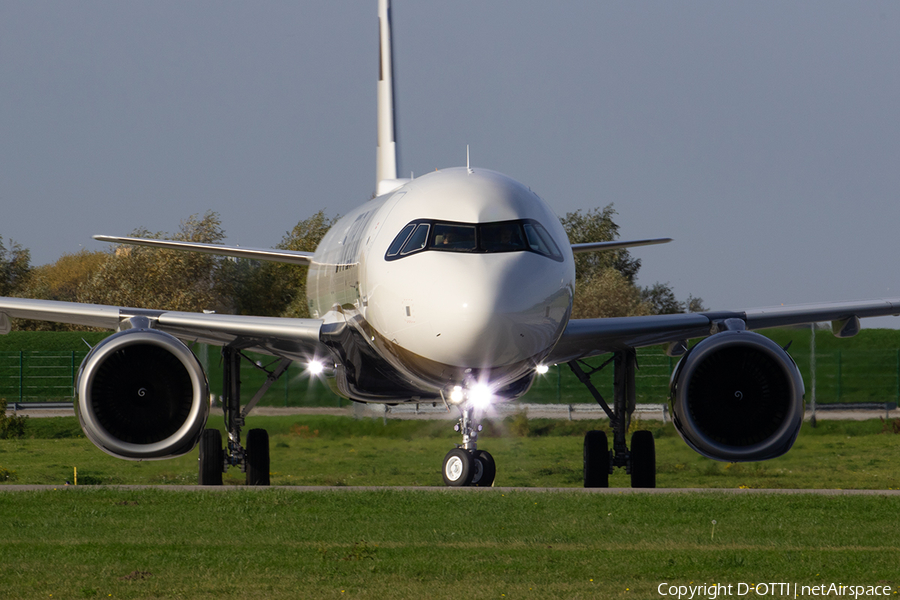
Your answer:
0;489;898;599
3;415;900;489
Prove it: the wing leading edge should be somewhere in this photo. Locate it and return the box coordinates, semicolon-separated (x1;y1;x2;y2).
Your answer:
92;235;315;266
0;297;326;360
571;238;672;253
547;298;900;364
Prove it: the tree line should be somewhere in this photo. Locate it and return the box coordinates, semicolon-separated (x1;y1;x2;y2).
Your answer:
0;205;704;331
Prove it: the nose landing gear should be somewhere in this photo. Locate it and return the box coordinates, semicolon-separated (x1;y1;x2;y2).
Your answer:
442;403;495;487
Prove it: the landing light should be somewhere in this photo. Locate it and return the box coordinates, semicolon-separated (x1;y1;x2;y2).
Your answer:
449;385;464;404
307;360;325;376
470;384;493;409
535;364;550;375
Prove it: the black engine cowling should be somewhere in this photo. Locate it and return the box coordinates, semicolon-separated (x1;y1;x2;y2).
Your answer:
669;330;805;462
76;328;210;460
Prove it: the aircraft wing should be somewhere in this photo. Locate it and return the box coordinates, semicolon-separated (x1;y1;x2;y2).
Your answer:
570;238;672;253
547;298;900;364
0;297;327;359
93;235;315;266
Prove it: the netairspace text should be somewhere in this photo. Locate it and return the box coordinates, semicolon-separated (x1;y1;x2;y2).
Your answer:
657;582;895;599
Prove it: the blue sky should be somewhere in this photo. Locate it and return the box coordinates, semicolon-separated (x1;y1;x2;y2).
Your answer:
2;2;899;325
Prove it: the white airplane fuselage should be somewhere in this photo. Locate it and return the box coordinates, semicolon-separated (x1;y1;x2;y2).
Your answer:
307;167;575;402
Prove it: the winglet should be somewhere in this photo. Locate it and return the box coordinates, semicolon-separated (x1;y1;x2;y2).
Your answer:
376;0;409;196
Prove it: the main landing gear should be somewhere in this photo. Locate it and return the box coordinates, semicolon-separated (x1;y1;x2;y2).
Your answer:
442;403;496;487
569;349;657;488
198;346;290;486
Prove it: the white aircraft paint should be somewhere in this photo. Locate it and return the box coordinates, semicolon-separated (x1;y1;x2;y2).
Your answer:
308;167;574;397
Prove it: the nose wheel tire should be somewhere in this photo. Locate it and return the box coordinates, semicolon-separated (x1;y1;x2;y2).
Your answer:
442;448;475;486
472;450;496;487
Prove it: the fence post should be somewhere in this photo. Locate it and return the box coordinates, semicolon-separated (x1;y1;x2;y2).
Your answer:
556;365;561;403
837;350;842;402
810;323;816;427
896;349;899;405
71;351;76;399
19;351;23;403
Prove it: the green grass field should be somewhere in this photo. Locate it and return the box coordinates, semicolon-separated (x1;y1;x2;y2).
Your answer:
1;488;898;599
3;415;900;489
2;416;900;599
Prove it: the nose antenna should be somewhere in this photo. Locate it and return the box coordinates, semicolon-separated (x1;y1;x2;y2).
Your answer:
466;145;473;174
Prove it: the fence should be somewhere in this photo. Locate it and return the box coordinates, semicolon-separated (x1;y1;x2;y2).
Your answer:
3;346;900;408
532;348;900;405
0;351;86;404
0;347;343;408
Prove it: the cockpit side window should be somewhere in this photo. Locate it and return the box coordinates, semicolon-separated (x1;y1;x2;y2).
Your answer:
522;222;563;260
386;223;417;257
385;219;564;262
400;223;430;255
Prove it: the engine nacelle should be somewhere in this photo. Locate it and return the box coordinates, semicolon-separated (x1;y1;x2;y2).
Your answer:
76;328;210;460
669;330;805;462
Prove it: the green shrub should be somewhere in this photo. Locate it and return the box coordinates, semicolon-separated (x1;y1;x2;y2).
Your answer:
0;399;27;439
75;473;107;485
508;410;531;437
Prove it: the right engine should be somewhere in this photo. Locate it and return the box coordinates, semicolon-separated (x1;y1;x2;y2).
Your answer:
76;327;210;460
669;330;805;462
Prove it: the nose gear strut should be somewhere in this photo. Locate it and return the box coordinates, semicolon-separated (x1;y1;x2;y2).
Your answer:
441;402;496;487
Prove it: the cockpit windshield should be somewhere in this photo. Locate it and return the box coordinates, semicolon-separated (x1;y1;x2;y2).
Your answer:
481;222;527;252
385;219;563;262
433;224;476;251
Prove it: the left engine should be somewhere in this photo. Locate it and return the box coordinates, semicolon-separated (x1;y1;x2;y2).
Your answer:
76;328;210;460
669;330;805;462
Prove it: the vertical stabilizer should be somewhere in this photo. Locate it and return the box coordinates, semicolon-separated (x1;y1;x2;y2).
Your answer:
376;0;408;196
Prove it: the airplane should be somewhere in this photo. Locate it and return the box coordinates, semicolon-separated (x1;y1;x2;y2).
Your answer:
2;0;900;488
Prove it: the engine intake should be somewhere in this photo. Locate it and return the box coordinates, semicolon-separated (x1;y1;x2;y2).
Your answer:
76;328;210;460
669;330;804;462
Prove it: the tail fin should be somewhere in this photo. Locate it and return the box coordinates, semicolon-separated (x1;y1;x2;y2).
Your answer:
376;0;408;196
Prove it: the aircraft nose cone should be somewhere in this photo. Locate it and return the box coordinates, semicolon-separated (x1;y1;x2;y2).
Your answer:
416;253;571;368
